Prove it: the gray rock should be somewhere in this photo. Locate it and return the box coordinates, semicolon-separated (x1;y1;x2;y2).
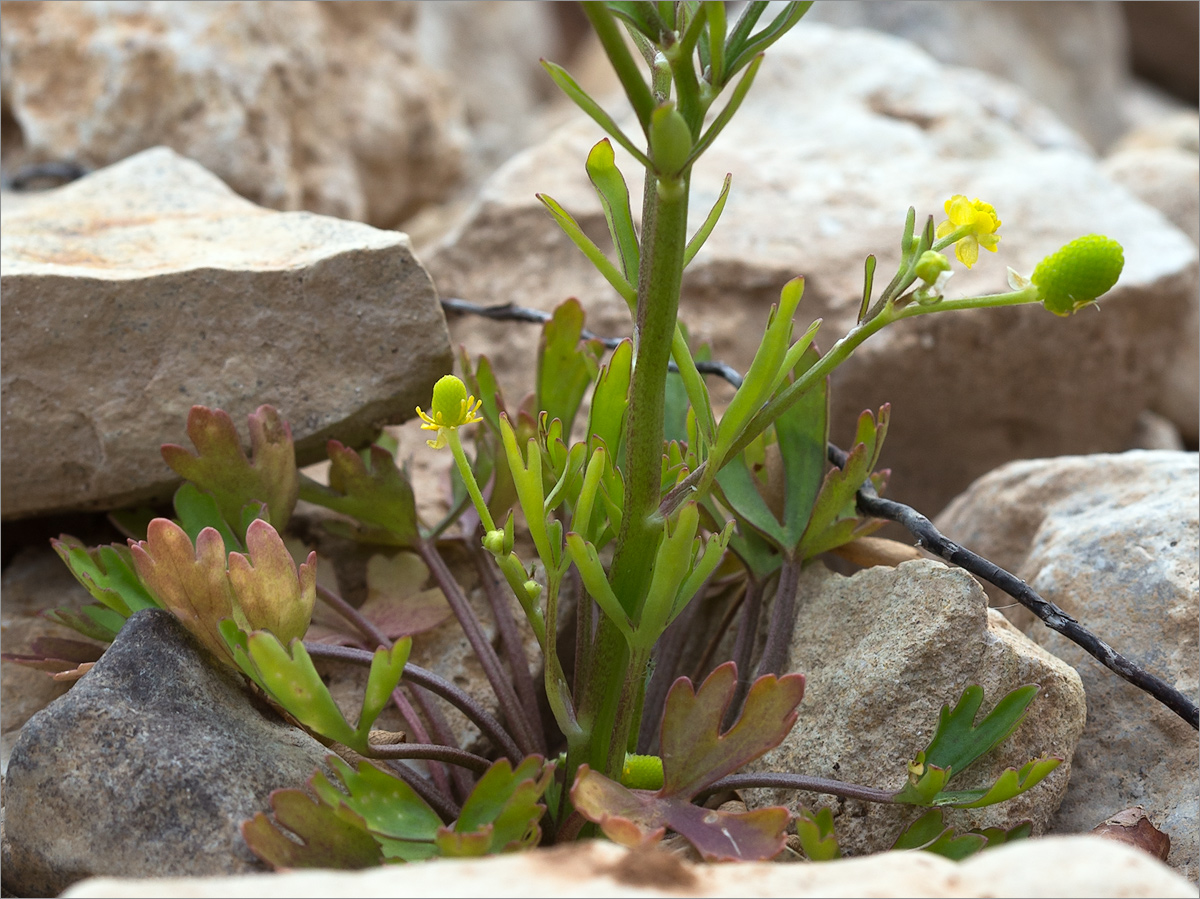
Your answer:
0;1;463;227
428;22;1197;518
1102;114;1200;444
803;0;1132;150
0;146;452;519
743;559;1086;856
934;450;1200;882
0;608;334;897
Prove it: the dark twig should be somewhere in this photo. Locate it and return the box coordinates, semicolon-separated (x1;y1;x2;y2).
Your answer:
399;684;475;801
699;771;895;805
827;444;1200;730
366;742;492;774
303;642;525;762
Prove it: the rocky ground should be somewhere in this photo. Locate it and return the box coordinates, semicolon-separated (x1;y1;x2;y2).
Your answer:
1;2;1196;896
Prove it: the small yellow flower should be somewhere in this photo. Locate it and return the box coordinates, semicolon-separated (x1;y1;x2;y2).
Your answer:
416;375;483;449
935;195;1001;268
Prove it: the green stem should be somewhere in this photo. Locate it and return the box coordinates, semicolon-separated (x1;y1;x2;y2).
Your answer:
573;168;692;784
448;429;496;533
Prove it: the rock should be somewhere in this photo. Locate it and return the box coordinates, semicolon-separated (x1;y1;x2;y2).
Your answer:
58;835;1198;898
1102;113;1200;444
803;0;1132;150
0;544;101;775
934;450;1199;881
1;608;334;897
0;1;463;227
0;146;452;520
742;559;1086;855
428;22;1197;519
1123;1;1200;106
411;2;569;189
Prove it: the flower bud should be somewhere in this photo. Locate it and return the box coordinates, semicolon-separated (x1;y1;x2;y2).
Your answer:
649;102;693;178
482;529;506;556
523;579;543;602
1032;234;1124;316
915;250;951;284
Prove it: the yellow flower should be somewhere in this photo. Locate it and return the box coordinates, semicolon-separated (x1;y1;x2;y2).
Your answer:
416;375;483;449
935;195;1001;268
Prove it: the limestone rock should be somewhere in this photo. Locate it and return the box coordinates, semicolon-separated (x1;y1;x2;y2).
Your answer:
934;450;1200;881
742;560;1086;856
804;0;1132;150
59;835;1197;898
0;146;452;519
0;1;463;227
428;22;1198;518
1102;113;1200;444
1;608;335;897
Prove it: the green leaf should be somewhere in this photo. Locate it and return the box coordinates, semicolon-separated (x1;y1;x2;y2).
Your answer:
932;756;1062;809
588;339;633;460
160;405;298;538
537;193;637;309
921;684;1040;782
714;443;787;548
540;61;653;170
445;756;552;855
603;1;667;41
171;482;245;552
580;2;657;129
793;806;841;860
242;788;384;870
686;53;764;166
52;536;160;618
42;604;126;643
683;173;731;267
356;638;413;744
586;139;640;283
300;440;420;547
722;2;811;84
226;625;360;750
891;808;1026;860
312;755;443;852
537;299;604;435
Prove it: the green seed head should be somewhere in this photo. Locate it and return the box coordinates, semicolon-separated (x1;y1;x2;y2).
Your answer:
430;375;469;425
1032;235;1124;316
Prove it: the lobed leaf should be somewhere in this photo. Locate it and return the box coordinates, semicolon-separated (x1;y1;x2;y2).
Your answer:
793;806;841;860
537;299;605;436
160;405;298;539
300;440;420;546
242;788;384;870
52;537;159;619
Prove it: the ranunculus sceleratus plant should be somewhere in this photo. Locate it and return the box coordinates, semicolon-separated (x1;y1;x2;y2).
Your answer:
35;1;1126;867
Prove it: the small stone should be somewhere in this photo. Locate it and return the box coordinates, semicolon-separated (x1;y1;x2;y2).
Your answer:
934;450;1199;881
1;609;334;897
743;559;1086;855
0;146;452;519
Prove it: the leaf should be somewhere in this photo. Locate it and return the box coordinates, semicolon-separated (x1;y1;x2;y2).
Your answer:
224;623;358;748
891;808;1030;860
537;194;636;308
722;2;811;84
226;518;317;646
300;440;420;546
1091;806;1171;862
41;604;126;643
932;756;1062;809
684;174;731;267
311;756;442;860
441;756;552;855
540;61;653;171
360;554;451;639
571;663;804;861
587;338;633;460
52;536;160;619
586;139;640;283
1;636;106;678
129;520;241;663
242;788;384;870
172;482;246;552
160;405;298;537
796;405;890;560
793;806;841;860
537;299;604;436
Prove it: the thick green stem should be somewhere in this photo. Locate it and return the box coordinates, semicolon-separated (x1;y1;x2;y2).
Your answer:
571;169;692;783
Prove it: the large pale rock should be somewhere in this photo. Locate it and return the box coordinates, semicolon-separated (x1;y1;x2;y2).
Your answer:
934;450;1200;881
0;146;452;519
428;23;1198;518
1102;113;1200;444
1;609;335;897
743;560;1085;855
60;835;1197;898
0;0;463;227
804;0;1132;150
